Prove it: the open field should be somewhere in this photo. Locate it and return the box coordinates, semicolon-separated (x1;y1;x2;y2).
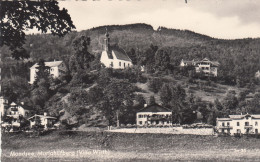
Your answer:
2;130;260;161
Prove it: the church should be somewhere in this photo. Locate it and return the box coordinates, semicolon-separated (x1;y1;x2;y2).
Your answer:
100;29;133;69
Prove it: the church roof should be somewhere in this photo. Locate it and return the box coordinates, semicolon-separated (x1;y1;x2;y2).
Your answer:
106;46;132;62
137;104;171;113
31;61;63;69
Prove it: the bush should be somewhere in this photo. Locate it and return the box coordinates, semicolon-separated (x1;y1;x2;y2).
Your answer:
148;78;163;93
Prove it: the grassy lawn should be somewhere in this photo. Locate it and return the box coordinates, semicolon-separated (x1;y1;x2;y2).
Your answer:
2;131;260;161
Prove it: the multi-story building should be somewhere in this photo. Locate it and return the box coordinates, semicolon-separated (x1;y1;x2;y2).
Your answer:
180;58;219;77
28;112;56;129
216;114;260;135
100;29;133;69
6;102;32;118
136;104;172;126
29;60;66;84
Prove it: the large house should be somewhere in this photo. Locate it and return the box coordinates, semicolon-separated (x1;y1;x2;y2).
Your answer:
136;104;172;126
28;112;56;129
6;102;32;118
216;114;260;135
100;30;133;69
29;60;66;84
180;58;219;77
1;102;32;128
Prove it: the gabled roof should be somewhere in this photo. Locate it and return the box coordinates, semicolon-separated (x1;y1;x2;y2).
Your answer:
28;114;56;120
9;102;33;110
105;46;132;62
137;104;171;113
195;58;220;67
30;61;63;69
229;114;260;119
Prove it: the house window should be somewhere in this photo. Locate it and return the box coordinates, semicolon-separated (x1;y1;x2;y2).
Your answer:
227;122;230;126
256;129;258;134
138;115;141;118
222;122;225;126
256;122;258;126
111;62;113;67
139;121;142;125
237;129;241;133
245;122;249;126
119;62;121;67
124;63;125;67
237;122;240;126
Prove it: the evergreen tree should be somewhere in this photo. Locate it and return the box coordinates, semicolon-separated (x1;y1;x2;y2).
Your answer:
34;59;50;85
149;95;156;105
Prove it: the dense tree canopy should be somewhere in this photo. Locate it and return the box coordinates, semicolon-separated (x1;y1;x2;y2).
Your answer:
0;1;75;59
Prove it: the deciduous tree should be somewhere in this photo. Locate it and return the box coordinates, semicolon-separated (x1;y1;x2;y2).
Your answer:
0;1;75;59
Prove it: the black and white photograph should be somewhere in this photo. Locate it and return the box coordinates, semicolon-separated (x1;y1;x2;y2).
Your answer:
1;0;260;161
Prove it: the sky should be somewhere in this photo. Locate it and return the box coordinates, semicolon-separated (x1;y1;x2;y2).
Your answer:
55;0;260;39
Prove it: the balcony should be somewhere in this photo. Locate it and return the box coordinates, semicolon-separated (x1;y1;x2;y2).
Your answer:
219;126;233;129
244;125;253;128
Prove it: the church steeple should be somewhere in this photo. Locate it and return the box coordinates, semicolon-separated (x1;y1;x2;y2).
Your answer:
104;28;110;51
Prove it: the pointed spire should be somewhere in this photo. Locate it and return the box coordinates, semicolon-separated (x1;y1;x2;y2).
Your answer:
105;27;109;37
104;27;110;51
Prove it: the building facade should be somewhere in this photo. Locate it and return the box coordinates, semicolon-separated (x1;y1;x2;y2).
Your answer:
0;96;8;117
28;112;56;129
180;58;219;77
100;29;133;69
6;102;31;118
136;104;172;126
216;114;260;135
29;60;66;84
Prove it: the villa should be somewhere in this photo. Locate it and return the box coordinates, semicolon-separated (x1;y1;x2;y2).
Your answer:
136;104;172;126
180;58;219;77
29;60;66;84
216;114;260;135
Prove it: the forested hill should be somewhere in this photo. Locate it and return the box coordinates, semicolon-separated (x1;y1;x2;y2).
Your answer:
1;23;260;126
2;23;214;62
2;23;260;86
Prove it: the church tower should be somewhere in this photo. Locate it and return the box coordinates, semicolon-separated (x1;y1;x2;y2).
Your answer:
104;28;110;51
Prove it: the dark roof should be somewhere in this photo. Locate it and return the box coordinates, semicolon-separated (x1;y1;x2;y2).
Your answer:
106;46;132;62
229;114;260;119
137;104;171;113
9;102;34;110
